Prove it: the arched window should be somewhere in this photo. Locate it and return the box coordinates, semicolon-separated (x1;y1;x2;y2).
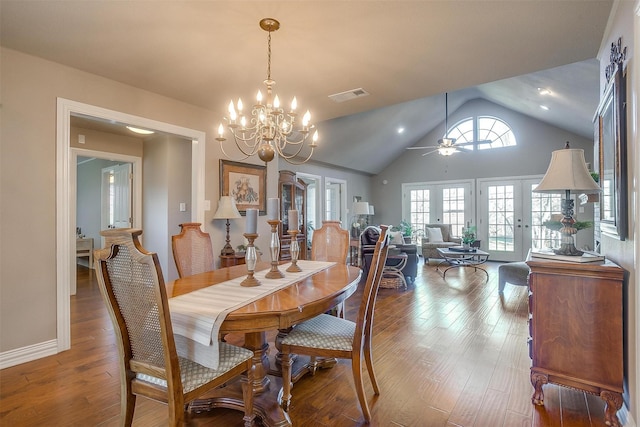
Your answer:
446;116;516;150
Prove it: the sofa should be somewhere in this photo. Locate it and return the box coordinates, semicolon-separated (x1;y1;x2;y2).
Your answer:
421;224;461;264
360;226;418;283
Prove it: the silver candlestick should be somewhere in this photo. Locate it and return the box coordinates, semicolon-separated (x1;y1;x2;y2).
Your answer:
286;230;302;273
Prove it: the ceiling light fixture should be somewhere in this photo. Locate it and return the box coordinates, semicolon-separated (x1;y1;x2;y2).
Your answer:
540;105;549;110
126;126;155;135
537;88;551;96
397;127;405;134
216;18;318;164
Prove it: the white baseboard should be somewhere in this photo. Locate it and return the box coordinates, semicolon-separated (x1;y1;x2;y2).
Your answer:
0;339;57;370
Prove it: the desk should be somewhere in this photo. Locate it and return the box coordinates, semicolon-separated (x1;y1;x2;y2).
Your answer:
76;237;93;268
167;261;362;426
436;247;489;279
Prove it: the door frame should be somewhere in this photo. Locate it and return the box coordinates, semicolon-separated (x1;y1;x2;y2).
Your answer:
57;98;206;353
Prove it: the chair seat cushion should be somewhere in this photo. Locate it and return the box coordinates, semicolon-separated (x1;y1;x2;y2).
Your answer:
282;313;355;351
136;342;253;393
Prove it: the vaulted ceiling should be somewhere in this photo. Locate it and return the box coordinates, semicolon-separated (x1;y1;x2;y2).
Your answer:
1;1;612;174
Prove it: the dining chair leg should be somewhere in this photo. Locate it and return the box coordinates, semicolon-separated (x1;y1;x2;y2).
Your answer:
363;341;380;395
351;353;372;422
122;381;136;427
168;395;186;426
280;353;293;411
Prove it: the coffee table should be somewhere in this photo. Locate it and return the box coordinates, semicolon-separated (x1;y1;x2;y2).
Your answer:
436;247;490;279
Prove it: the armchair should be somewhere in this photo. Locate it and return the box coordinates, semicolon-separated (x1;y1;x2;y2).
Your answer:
360;226;418;283
421;224;461;264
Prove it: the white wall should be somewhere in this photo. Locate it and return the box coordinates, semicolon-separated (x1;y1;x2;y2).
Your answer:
598;1;637;423
372;98;594;228
143;135;192;281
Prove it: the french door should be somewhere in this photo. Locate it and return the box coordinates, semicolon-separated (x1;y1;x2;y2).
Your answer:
478;176;560;261
403;180;474;242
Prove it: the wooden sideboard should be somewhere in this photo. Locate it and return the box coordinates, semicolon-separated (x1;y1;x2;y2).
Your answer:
526;253;624;427
219;253;246;268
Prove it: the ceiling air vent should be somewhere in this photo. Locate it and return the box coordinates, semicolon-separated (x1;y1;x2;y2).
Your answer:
328;88;370;103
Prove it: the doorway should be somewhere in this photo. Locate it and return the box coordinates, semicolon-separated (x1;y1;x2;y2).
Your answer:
56;98;206;352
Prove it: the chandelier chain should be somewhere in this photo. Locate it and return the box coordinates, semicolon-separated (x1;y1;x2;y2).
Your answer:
267;30;272;82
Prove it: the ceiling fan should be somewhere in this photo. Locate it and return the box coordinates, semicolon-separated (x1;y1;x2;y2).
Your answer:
407;93;490;156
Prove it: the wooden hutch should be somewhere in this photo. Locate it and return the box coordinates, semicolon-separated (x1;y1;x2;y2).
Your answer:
278;170;307;260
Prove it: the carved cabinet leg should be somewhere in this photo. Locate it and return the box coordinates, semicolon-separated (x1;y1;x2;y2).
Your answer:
601;390;622;427
530;372;548;405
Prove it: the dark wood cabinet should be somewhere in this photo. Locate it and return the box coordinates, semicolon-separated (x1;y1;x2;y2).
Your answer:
278;170;307;261
526;254;624;427
219;253;246;268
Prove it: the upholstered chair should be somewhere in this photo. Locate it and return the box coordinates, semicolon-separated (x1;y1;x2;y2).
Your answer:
421;224;461;264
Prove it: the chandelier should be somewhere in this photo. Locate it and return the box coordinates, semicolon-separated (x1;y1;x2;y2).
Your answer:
216;18;318;164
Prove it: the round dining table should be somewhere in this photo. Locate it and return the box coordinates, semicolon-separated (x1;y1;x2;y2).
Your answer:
166;261;362;427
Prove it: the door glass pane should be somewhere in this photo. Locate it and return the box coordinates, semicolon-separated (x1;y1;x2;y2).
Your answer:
487;185;515;251
529;184;562;250
442;187;466;237
325;183;340;221
409;189;429;243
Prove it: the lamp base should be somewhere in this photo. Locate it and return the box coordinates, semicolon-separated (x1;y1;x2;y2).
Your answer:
220;243;235;256
554;243;584;257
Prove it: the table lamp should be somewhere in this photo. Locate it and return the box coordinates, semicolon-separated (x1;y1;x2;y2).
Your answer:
533;142;601;256
213;196;242;256
351;201;370;237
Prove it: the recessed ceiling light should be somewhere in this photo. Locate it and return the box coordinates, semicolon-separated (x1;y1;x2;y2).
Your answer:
537;88;551;96
397;127;405;134
540;105;549;110
126;126;155;135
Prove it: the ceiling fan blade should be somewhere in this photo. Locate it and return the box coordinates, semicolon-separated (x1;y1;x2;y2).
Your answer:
407;146;438;150
421;149;440;156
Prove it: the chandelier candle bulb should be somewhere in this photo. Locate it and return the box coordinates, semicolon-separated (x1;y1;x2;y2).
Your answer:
288;209;299;232
267;198;280;220
246;208;258;234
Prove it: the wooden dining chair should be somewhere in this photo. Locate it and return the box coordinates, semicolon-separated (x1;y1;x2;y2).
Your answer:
311;220;350;318
95;228;255;427
311;220;349;263
171;222;215;278
280;225;390;422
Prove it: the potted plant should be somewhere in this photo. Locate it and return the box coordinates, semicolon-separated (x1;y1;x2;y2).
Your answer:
393;220;413;243
461;224;476;249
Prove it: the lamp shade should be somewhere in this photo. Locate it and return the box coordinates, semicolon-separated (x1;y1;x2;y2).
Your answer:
213;196;242;219
352;201;370;215
533;147;601;194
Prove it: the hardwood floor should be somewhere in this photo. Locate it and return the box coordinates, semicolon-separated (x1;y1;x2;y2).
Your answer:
0;261;608;426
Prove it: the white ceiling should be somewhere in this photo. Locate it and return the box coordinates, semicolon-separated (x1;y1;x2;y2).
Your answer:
1;1;612;174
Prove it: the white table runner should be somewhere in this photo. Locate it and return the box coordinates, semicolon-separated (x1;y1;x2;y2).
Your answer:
169;260;335;369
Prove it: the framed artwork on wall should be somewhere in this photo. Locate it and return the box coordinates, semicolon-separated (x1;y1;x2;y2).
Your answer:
219;160;266;215
596;65;627;240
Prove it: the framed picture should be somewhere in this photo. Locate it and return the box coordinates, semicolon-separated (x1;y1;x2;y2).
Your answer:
219;160;266;215
596;65;627;240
